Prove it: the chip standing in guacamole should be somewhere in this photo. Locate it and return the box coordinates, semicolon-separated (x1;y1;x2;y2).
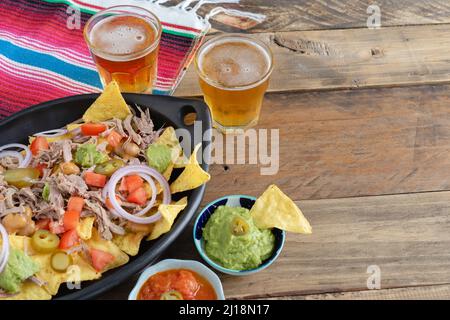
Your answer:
203;206;275;270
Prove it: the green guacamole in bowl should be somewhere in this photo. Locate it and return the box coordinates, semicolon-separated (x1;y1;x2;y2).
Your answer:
202;206;275;271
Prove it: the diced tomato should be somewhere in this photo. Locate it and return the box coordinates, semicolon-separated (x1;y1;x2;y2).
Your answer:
81;123;107;136
84;172;107;188
35;163;47;177
124;175;144;193
35;218;50;230
106;130;123;148
49;221;65;234
126;187;147;206
90;248;115;272
30;137;49;156
67;196;84;213
59;229;79;249
119;177;128;192
63;210;80;230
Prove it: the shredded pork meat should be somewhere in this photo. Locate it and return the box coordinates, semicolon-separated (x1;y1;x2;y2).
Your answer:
1;106;160;240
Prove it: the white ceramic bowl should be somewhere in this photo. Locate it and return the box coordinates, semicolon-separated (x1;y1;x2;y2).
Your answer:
128;259;225;300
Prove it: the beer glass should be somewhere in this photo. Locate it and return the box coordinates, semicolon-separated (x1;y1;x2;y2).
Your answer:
84;6;161;93
195;34;273;133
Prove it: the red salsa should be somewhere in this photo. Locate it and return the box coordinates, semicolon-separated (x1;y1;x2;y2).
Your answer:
138;269;217;300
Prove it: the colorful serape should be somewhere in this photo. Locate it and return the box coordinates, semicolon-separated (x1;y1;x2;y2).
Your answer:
0;0;211;118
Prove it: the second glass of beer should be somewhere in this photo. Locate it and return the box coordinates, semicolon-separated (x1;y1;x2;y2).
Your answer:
84;6;161;93
195;34;273;133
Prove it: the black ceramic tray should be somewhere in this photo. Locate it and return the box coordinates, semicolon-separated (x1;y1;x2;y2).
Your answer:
0;94;212;299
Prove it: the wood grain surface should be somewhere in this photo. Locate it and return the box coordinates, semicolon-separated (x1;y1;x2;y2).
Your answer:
200;83;450;203
199;0;450;33
265;284;450;300
176;24;450;96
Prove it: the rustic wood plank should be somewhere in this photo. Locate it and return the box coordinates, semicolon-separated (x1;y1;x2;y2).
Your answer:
198;83;450;202
198;0;450;33
264;284;450;300
175;24;450;96
101;191;450;299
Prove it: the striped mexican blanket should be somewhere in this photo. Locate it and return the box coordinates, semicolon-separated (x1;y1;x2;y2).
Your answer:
0;0;209;118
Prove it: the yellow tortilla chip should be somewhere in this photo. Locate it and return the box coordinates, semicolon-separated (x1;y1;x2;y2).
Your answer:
0;281;51;300
163;162;174;181
250;185;312;234
77;216;96;240
5;235;99;296
7;235;31;252
156;127;188;168
33;251;100;296
113;232;146;256
82;81;131;122
66;123;82;132
85;229;129;272
170;144;210;194
147;197;188;240
28;133;72;144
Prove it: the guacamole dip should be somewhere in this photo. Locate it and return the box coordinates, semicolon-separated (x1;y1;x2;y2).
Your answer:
203;206;275;270
75;143;109;168
0;248;40;293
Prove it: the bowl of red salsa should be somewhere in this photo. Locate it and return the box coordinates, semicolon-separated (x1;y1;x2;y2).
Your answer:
129;259;225;300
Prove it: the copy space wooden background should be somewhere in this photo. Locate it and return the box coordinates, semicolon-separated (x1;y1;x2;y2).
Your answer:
102;0;450;299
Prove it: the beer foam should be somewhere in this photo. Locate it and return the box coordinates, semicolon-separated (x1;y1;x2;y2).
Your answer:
198;38;271;88
90;15;156;59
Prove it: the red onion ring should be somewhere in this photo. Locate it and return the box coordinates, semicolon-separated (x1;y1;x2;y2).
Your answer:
34;129;68;137
0;144;31;168
0;151;23;165
0;223;10;275
0;290;18;298
102;174;157;218
69;127;82;136
106;165;171;224
28;276;47;287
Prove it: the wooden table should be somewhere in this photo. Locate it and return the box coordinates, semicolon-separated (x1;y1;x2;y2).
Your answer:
101;0;450;300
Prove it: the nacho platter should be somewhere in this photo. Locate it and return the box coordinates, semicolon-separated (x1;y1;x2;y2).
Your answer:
0;85;212;299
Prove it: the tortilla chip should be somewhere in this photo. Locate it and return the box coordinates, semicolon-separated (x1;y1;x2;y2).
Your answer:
66;123;82;132
250;185;312;234
28;133;72;144
4;235;100;296
147;197;188;241
0;281;51;300
32;254;67;295
77;216;96;240
163;162;174;181
170;144;210;194
85;229;129;272
82;81;131;122
0;236;49;300
113;232;146;256
32;251;101;296
7;235;31;252
156;127;188;168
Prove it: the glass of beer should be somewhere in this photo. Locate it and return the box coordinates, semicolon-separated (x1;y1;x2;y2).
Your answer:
84;6;161;93
195;34;273;133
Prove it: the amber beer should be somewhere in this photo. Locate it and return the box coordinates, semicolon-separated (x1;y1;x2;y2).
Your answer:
84;6;161;93
195;35;273;132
